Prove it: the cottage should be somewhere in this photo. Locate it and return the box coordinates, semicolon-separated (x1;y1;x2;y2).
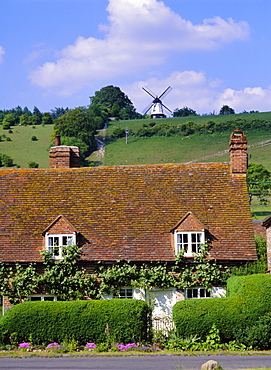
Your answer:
0;130;257;315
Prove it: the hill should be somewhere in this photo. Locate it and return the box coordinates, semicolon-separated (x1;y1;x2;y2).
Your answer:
96;111;271;171
0;124;52;168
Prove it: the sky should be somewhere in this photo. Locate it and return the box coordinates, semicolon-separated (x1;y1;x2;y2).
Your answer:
1;0;271;115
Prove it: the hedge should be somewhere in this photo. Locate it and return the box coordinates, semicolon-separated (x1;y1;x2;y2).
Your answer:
172;274;271;342
0;299;151;345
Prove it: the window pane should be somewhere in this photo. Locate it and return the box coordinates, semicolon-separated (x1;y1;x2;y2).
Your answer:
53;237;59;246
187;289;192;298
191;243;197;253
192;289;198;298
44;296;55;301
48;237;53;246
62;236;68;245
116;288;133;299
200;289;205;297
125;289;133;298
30;297;41;301
67;236;74;245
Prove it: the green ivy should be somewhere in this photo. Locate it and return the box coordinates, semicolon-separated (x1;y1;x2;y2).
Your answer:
97;243;229;295
0;243;230;305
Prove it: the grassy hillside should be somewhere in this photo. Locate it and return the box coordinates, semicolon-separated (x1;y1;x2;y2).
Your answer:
102;111;271;171
0;124;53;168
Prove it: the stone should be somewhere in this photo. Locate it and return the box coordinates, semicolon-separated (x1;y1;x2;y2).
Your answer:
201;360;223;370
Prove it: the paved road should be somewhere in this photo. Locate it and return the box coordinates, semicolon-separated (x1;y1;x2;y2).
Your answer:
0;355;271;370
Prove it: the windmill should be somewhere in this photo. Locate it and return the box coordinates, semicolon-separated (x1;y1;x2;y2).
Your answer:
142;86;172;118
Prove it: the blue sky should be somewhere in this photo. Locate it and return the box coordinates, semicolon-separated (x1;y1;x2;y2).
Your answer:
1;0;271;115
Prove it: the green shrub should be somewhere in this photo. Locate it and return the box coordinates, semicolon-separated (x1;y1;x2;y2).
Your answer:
234;312;271;350
28;161;39;168
111;127;126;138
172;274;271;343
0;299;151;345
0;153;14;167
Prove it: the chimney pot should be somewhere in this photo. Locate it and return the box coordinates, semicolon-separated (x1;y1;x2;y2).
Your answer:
55;135;61;146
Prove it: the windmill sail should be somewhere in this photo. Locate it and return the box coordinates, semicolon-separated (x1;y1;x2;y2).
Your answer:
142;86;172;118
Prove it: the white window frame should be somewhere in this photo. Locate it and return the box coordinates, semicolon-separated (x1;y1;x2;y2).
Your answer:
113;288;133;299
45;233;76;259
30;295;57;302
186;287;211;299
174;230;205;257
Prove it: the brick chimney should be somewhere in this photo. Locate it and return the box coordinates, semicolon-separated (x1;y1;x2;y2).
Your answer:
49;136;80;169
229;129;248;174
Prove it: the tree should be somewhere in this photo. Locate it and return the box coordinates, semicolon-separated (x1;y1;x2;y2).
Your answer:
28;161;39;168
33;106;42;125
90;85;138;119
2;114;16;129
0;153;14;167
50;107;69;119
54;107;98;155
219;105;235;115
20;114;30;126
247;163;271;204
41;112;54;125
59;136;89;159
173;107;197;117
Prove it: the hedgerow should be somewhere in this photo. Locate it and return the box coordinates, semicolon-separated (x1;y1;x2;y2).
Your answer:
172;274;271;343
114;118;271;138
0;299;151;345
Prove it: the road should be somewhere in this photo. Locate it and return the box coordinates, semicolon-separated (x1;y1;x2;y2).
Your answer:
0;355;271;370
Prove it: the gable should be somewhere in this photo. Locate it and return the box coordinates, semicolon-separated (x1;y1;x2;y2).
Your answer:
43;215;77;235
171;212;206;233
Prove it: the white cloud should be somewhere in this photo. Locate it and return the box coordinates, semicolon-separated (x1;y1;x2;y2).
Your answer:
217;87;271;113
29;0;249;95
123;71;271;115
0;46;5;64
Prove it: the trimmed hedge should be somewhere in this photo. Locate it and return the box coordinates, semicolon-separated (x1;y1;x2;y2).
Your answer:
172;274;271;342
0;299;151;345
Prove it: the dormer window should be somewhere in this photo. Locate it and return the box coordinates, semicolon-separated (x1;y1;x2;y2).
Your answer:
171;212;207;257
45;233;76;259
43;215;78;260
175;231;204;257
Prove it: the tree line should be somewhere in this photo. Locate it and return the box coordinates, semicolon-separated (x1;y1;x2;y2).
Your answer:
0;86;143;164
173;105;259;117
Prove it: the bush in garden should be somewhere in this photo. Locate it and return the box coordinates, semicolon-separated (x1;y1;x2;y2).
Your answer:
234;312;271;350
172;274;271;344
0;299;151;345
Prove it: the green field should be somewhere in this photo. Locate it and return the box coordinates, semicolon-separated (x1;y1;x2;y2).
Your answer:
1;113;271;219
0;124;53;168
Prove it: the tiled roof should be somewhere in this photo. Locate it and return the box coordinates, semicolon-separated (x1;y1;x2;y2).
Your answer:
253;220;266;237
0;162;257;263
